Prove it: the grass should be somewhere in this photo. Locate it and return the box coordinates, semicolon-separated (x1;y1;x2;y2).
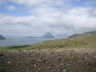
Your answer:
22;34;96;50
0;45;29;50
0;34;96;50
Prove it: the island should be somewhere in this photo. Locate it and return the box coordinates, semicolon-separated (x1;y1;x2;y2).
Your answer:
0;35;6;40
42;32;54;38
26;32;54;38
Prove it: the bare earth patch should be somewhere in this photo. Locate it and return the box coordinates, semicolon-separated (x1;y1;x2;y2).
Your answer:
0;48;96;72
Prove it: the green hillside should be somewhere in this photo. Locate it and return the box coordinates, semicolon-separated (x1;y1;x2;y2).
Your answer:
23;34;96;50
0;34;96;50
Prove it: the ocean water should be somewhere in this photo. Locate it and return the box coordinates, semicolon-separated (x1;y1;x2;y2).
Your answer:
0;36;69;47
0;37;55;47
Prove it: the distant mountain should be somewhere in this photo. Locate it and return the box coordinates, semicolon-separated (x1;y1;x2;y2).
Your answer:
69;31;96;38
68;34;80;38
26;33;54;38
23;33;96;50
0;35;6;40
84;31;96;34
42;33;54;38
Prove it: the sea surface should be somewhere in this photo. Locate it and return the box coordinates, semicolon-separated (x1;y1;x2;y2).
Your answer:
0;36;67;47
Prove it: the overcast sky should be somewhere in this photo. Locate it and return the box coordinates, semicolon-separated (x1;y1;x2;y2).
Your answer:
0;0;96;36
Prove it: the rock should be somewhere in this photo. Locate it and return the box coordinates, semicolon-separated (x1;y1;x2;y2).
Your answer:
7;61;11;64
0;54;4;56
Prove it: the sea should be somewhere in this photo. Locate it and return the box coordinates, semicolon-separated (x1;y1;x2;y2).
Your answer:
0;36;68;47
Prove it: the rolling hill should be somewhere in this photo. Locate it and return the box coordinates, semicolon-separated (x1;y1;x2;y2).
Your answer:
0;32;96;50
23;33;96;50
0;32;96;72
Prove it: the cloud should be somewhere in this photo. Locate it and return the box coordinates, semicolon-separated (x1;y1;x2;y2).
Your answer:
0;0;96;36
10;0;64;6
88;8;96;17
0;6;96;36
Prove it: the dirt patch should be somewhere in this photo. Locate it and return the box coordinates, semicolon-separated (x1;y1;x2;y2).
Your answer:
0;48;96;72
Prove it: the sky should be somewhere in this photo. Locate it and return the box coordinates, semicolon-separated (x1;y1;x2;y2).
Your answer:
0;0;96;37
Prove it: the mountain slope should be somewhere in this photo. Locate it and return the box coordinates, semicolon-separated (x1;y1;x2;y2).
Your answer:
22;33;96;50
0;33;96;50
0;35;6;40
85;31;96;34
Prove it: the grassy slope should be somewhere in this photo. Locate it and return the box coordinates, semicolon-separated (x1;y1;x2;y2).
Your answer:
0;34;96;50
0;45;29;50
23;34;96;50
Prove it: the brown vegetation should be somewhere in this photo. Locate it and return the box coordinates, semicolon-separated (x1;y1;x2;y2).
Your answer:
0;48;96;72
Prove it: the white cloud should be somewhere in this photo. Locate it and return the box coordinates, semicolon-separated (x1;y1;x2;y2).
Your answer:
10;0;72;8
0;0;96;36
11;0;44;6
0;7;96;36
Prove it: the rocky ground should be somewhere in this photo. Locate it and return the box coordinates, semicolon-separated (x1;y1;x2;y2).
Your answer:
0;48;96;72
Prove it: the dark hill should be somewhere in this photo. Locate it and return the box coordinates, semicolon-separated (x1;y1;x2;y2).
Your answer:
69;31;96;38
0;35;6;40
20;33;96;50
42;33;54;38
84;31;96;34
